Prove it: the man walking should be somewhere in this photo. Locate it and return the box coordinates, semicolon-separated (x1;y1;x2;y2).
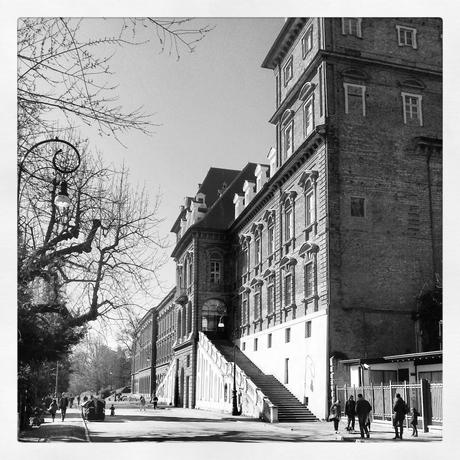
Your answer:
59;394;69;421
355;394;372;439
345;395;356;432
393;393;408;440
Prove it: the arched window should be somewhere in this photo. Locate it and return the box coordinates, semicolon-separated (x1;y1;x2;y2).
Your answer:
299;242;319;312
282;191;297;253
253;229;262;274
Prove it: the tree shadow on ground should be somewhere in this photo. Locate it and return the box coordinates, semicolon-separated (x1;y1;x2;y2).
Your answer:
92;415;242;423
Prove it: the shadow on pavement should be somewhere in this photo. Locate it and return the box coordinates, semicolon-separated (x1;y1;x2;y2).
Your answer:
94;415;243;423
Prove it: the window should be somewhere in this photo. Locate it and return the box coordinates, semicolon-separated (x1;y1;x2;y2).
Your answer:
267;217;275;256
242;293;248;325
268;333;272;348
344;83;366;116
303;97;314;137
284;272;293;306
305;187;314;228
254;286;261;321
301;27;313;58
283;121;294;158
284;358;289;384
187;354;190;367
284;201;293;241
304;262;314;298
397;25;417;49
254;338;258;351
186;256;193;287
351;197;365;217
283;56;293;86
305;321;312;338
275;74;280;107
241;241;250;283
342;18;362;37
210;254;222;284
401;92;423;126
267;274;275;314
285;327;291;343
242;342;246;351
254;232;262;270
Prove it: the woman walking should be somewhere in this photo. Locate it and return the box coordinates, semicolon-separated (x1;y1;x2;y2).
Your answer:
329;400;342;434
48;399;58;422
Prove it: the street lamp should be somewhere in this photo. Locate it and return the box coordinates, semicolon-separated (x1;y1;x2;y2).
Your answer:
232;344;239;416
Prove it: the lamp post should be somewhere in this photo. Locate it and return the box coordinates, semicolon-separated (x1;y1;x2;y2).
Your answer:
232;344;239;416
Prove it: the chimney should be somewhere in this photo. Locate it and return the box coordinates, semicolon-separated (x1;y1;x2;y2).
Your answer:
267;147;277;178
255;164;269;193
242;180;255;207
233;194;244;219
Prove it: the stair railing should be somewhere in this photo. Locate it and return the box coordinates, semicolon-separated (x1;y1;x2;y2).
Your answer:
198;332;278;422
155;359;177;405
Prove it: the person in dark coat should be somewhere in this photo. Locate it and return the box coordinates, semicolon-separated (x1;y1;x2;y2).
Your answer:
48;399;58;422
345;395;356;431
59;394;69;421
410;407;420;437
329;400;342;433
355;393;372;439
393;393;408;439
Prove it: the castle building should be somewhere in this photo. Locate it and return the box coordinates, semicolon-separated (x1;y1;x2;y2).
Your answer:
132;18;442;421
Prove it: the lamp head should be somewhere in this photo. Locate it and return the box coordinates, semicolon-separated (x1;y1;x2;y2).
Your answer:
54;181;71;209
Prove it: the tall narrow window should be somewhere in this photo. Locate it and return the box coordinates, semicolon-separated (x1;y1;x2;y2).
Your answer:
351;196;365;217
305;187;314;228
254;285;261;321
275;74;280;108
254;338;258;351
284;358;289;384
301;27;313;58
303;97;314;137
344;83;366;116
268;333;272;348
268;217;275;256
396;25;417;49
283;122;294;158
304;262;314;298
401;92;423;126
342;18;362;37
283;56;293;86
242;293;248;325
267;274;275;314
285;327;291;343
284;272;292;306
254;231;262;273
305;321;312;338
284;201;293;241
210;253;222;285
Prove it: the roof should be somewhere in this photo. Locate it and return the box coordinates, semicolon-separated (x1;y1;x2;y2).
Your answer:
261;18;307;69
194;163;258;230
339;350;443;366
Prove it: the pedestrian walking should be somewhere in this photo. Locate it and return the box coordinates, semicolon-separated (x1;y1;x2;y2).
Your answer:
153;395;158;410
139;395;146;411
59;394;69;421
329;400;341;433
48;399;58;422
393;393;408;439
345;395;356;431
355;393;372;439
77;395;81;406
410;407;420;437
110;404;115;416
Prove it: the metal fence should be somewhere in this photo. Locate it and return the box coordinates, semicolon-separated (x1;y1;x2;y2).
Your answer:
334;379;442;431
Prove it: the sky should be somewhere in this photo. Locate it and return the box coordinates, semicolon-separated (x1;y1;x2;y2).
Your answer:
73;17;285;304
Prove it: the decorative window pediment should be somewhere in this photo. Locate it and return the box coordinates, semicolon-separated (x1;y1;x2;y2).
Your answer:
281;109;295;126
399;79;425;90
341;68;369;81
299;82;316;101
281;190;298;205
280;256;298;268
262;209;276;222
298;170;319;188
239;285;251;295
250;222;264;234
239;233;252;245
299;241;319;257
262;267;275;278
250;277;264;287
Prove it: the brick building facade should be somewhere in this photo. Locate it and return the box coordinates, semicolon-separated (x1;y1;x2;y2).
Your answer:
132;18;442;420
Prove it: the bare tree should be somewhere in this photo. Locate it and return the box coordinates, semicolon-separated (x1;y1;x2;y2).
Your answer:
17;17;212;147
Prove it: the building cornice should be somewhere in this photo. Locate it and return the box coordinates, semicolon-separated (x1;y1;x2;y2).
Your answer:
229;125;326;234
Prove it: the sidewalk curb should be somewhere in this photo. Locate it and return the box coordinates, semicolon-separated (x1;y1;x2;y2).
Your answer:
80;411;92;443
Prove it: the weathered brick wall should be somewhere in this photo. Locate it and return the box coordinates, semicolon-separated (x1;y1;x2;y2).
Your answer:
326;51;442;359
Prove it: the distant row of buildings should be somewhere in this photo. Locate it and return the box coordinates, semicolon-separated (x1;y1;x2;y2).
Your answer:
131;18;442;422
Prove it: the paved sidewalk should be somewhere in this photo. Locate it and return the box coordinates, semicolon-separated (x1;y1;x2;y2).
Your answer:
18;408;88;442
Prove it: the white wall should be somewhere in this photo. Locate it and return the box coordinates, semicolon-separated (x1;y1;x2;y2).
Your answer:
237;309;328;418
